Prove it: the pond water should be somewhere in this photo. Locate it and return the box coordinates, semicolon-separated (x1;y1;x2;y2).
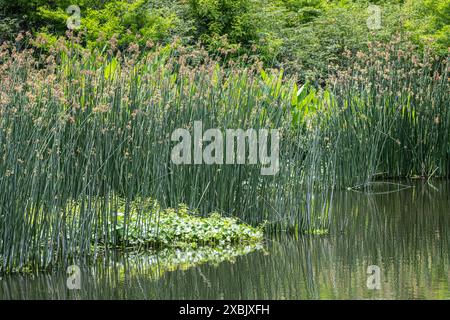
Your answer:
1;181;449;299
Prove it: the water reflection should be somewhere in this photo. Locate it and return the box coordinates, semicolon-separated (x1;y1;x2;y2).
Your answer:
1;181;449;299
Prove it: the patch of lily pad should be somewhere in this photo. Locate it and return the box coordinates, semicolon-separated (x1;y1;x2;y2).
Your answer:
108;201;265;249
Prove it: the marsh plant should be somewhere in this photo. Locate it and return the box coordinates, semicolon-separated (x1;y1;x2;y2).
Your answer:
0;34;330;273
171;121;280;175
0;32;448;273
326;35;450;187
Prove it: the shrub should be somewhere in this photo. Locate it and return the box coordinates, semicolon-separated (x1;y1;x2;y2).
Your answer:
187;0;260;55
403;0;450;56
35;0;181;49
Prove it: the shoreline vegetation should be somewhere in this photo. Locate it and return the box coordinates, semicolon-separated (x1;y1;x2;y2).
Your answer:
0;32;449;273
1;198;265;274
0;31;449;273
0;0;449;275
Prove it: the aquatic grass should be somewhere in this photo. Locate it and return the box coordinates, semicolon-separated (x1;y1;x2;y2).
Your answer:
0;33;448;273
325;36;450;187
0;36;331;273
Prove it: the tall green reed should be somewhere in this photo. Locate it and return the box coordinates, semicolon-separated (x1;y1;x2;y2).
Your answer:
324;36;450;188
0;33;448;272
0;36;331;272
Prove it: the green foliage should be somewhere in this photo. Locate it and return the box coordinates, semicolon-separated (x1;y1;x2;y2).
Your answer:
34;0;180;49
1;0;449;78
109;200;264;248
280;0;325;24
403;0;450;55
260;1;409;81
0;16;20;42
187;0;259;56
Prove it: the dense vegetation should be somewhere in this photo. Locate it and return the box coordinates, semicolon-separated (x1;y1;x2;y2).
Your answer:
1;0;449;80
0;1;449;273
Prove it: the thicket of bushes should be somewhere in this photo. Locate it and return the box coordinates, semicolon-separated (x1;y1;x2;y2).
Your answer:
1;0;449;81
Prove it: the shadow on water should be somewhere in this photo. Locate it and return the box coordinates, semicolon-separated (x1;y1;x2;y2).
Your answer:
1;180;449;299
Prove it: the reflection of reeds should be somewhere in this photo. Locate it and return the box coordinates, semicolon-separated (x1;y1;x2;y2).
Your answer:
3;180;448;299
0;243;264;299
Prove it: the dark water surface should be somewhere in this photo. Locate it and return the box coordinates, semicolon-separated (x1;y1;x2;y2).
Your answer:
1;181;449;299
